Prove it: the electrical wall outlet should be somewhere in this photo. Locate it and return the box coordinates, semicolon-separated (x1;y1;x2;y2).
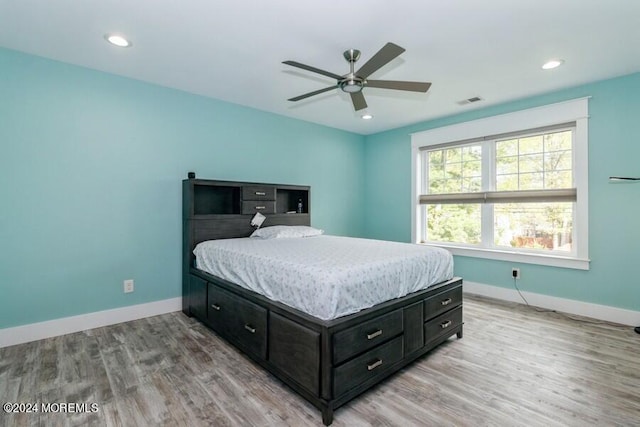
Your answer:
124;279;134;293
511;268;521;279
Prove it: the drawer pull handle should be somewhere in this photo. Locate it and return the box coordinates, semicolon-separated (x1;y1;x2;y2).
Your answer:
211;304;221;311
367;329;383;340
244;324;256;334
255;191;266;196
367;359;383;371
441;298;452;306
440;320;452;329
255;206;266;210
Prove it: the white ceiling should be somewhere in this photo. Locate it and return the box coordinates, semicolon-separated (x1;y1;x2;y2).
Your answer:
1;0;639;135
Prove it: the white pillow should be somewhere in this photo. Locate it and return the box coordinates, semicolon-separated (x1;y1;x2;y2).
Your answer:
250;225;324;239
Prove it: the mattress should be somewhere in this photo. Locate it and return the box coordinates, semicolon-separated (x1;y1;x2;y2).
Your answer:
193;235;453;320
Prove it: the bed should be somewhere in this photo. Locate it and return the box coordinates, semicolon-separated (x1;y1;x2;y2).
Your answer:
182;177;463;425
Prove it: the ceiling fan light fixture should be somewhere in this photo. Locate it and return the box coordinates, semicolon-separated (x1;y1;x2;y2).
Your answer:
105;34;132;48
340;79;363;93
361;113;373;120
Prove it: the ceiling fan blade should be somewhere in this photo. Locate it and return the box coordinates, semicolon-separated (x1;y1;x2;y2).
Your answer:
350;91;368;111
288;85;338;102
356;42;405;79
366;80;432;92
283;61;343;80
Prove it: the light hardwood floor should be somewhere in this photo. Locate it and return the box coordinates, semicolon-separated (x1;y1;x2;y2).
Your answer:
1;295;638;427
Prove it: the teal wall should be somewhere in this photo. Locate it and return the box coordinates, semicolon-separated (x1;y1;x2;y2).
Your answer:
2;45;638;330
363;72;640;311
0;48;365;328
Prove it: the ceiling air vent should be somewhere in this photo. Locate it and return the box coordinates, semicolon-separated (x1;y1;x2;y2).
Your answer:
456;96;483;106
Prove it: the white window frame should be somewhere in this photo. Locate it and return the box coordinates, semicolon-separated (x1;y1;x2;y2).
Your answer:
411;98;590;270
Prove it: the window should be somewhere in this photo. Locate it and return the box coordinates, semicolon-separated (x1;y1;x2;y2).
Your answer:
411;98;589;270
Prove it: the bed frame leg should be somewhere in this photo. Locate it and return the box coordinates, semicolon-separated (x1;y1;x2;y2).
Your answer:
321;406;334;426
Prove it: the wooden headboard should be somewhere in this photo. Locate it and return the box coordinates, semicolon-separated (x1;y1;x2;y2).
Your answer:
182;177;310;312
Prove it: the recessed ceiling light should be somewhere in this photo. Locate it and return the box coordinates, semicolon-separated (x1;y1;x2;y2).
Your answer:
542;59;564;70
361;114;373;120
105;34;132;48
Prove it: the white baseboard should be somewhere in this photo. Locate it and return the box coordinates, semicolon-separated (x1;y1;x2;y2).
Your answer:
464;281;640;326
3;285;637;348
0;297;182;349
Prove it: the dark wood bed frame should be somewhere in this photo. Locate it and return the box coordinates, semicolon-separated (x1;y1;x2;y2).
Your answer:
182;177;463;425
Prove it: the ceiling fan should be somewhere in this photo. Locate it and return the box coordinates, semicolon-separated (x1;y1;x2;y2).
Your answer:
283;42;431;111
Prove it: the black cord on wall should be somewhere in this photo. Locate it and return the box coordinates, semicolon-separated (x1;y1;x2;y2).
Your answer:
511;277;611;326
513;277;529;306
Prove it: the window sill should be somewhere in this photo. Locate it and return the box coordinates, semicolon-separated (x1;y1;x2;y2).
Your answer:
420;243;590;270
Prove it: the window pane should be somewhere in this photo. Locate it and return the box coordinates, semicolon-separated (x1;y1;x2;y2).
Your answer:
519;172;544;189
519;154;543;173
496;155;518;175
462;177;482;192
544;150;571;173
494;202;573;252
445;148;462;163
429;150;443;165
427;204;481;244
444;179;462;192
496;174;518;190
462;145;481;158
429;179;445;194
496;139;518;157
545;170;572;188
519;135;543;154
496;130;573;191
427;144;482;195
463;160;481;176
445;163;462;180
544;130;572;151
428;166;444;180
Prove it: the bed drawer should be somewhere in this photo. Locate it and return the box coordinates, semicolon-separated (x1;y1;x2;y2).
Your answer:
269;313;320;395
333;335;403;398
242;185;276;201
241;200;276;215
424;286;462;319
207;284;267;359
424;306;462;345
333;309;403;364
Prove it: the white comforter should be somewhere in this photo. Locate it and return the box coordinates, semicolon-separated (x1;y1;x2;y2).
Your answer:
194;235;453;320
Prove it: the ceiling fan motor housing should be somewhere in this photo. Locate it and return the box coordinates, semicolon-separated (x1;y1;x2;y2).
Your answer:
343;49;361;63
